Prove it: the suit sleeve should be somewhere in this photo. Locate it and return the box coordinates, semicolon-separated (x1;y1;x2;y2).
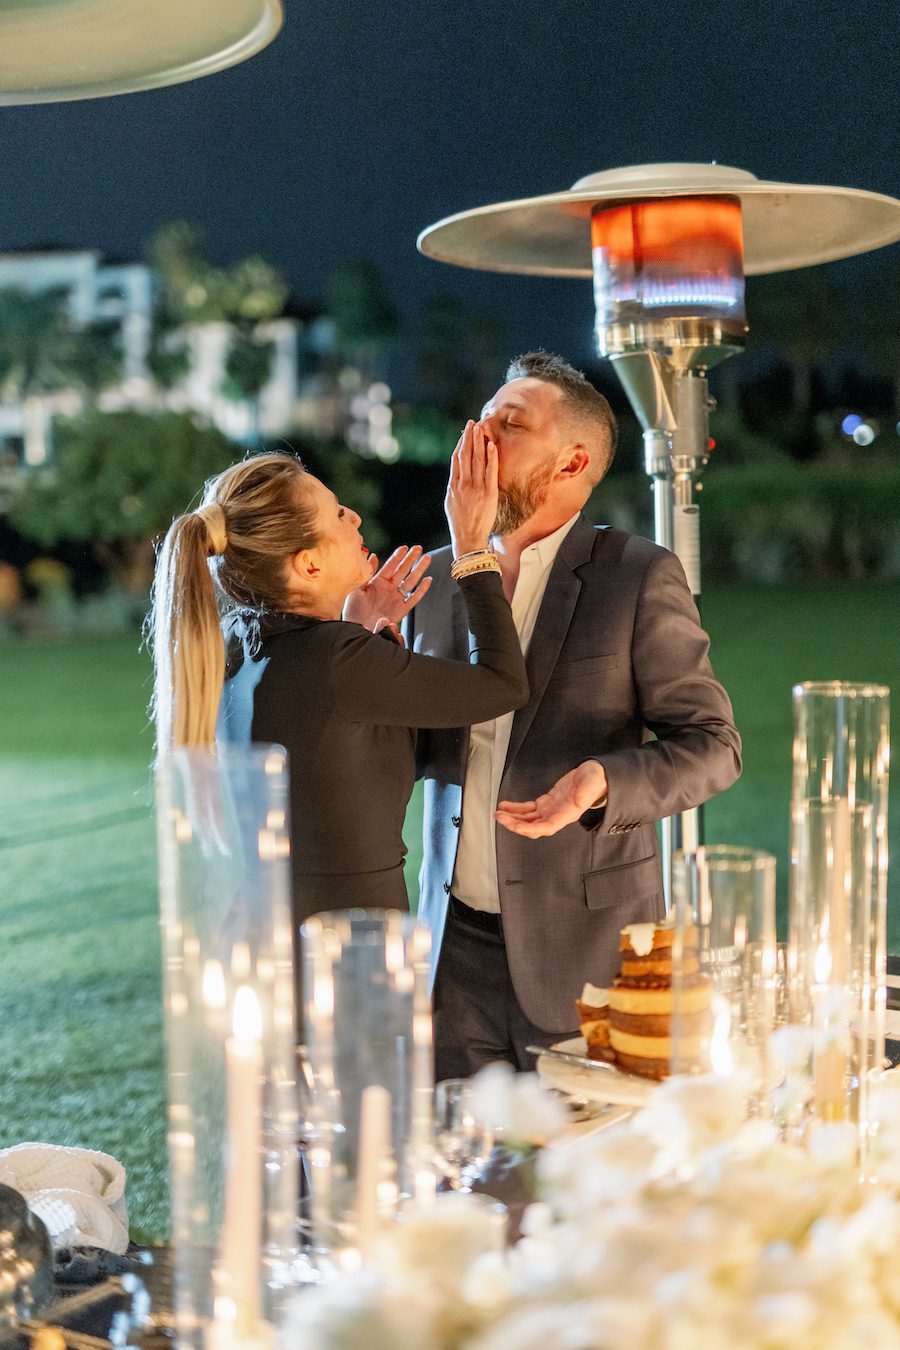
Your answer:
329;571;528;727
585;549;742;832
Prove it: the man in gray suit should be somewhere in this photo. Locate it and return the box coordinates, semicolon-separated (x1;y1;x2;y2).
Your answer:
406;351;741;1080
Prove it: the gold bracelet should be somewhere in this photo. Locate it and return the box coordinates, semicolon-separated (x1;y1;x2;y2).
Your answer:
450;552;501;581
452;547;493;564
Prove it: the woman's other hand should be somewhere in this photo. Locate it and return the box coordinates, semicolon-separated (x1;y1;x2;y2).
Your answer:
342;544;432;629
445;420;498;558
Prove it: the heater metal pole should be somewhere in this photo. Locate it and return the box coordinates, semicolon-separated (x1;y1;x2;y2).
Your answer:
613;355;721;902
643;428;674;552
665;371;715;884
641;388;707;903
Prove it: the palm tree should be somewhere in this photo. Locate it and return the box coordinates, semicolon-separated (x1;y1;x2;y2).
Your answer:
222;327;276;444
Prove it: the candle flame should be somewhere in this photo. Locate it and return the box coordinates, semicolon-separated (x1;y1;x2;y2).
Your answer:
214;1296;237;1324
232;985;262;1041
313;969;334;1019
385;929;406;973
231;941;252;980
202;959;227;1010
814;941;832;986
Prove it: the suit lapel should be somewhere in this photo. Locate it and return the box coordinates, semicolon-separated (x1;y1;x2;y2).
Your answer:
503;515;597;773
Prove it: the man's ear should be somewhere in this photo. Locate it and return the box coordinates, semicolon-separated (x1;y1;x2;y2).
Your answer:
288;548;321;583
557;444;591;481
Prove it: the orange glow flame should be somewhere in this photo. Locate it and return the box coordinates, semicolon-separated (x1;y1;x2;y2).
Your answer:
591;196;744;266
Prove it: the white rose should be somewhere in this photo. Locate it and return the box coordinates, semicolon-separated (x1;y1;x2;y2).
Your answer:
469;1063;568;1145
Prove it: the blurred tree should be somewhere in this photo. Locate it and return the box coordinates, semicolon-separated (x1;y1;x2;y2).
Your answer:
219;255;288;323
469;306;506;410
222;327;276;443
148;219;215;322
418;293;506;420
149;220;288;435
393;403;460;465
149;219;288;325
326;259;399;377
10;409;236;594
147;317;191;390
859;259;900;417
0;287;122;462
419;293;473;419
746;268;845;417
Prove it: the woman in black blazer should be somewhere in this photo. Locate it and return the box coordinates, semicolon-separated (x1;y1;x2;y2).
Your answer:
150;431;527;926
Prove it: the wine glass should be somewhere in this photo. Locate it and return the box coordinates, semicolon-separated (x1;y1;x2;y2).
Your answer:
433;1079;493;1192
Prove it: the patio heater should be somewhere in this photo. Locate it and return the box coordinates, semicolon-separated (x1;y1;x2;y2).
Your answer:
418;162;900;898
0;0;282;103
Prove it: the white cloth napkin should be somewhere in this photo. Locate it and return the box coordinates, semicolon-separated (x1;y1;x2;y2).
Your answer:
0;1143;128;1254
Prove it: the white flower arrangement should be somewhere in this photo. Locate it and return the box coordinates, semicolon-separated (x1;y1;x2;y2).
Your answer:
280;1072;900;1350
468;1062;569;1147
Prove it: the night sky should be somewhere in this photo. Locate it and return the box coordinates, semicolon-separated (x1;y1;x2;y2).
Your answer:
1;0;898;394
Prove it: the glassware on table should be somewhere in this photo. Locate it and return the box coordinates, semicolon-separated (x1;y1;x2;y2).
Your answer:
155;745;299;1349
300;910;435;1261
433;1079;494;1192
671;845;778;1113
788;681;890;1171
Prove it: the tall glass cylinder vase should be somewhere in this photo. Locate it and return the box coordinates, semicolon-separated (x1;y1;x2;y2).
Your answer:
156;746;299;1350
300;910;434;1263
671;846;777;1111
789;682;889;1164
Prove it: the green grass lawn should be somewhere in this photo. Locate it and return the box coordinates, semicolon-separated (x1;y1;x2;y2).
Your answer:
1;581;898;1239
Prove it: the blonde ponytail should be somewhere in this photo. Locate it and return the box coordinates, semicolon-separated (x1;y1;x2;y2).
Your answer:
149;452;319;762
150;513;225;761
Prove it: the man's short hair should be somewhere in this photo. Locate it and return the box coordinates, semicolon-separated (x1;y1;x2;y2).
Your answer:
504;350;618;484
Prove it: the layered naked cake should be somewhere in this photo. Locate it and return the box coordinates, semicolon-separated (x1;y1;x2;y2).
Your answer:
575;982;613;1061
576;918;712;1081
609;918;711;1079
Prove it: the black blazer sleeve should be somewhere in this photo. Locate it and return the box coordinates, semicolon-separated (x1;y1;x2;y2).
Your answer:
329;572;528;727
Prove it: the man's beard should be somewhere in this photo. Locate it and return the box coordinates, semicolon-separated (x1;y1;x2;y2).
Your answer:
492;460;555;537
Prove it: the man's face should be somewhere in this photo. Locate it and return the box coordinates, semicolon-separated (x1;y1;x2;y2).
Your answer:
477;377;568;535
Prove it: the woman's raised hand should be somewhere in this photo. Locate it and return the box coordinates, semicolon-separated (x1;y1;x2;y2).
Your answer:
445;420;499;558
342;544;432;629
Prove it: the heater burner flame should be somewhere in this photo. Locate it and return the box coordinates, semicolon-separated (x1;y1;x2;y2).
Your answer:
591;196;746;357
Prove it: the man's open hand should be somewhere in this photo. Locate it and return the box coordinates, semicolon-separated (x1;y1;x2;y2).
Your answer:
495;761;608;838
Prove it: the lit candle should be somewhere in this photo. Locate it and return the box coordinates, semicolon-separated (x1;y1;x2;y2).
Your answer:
202;959;228;1034
219;985;263;1341
356;1084;391;1257
813;798;851;1122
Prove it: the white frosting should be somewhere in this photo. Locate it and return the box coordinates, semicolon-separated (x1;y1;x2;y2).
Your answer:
622;922;657;956
580;983;610;1007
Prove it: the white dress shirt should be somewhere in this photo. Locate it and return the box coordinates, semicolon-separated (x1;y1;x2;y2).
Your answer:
451;513;580;913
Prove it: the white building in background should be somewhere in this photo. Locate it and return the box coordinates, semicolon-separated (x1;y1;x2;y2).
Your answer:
162;318;300;444
0;248;304;470
0;250;155;466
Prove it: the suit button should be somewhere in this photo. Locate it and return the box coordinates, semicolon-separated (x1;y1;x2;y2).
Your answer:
451;816;461;828
443;882;451;894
